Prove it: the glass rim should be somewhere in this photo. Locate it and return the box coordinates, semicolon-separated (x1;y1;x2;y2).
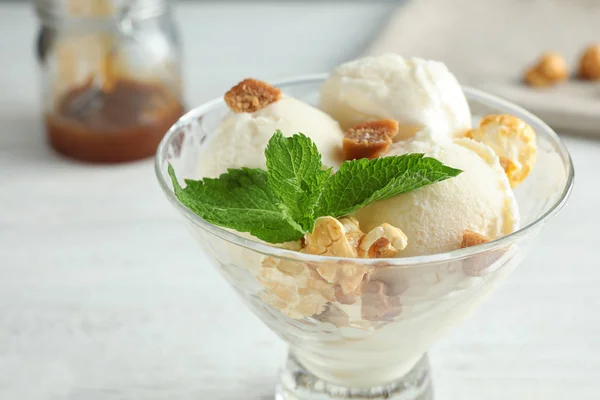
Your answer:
155;73;575;267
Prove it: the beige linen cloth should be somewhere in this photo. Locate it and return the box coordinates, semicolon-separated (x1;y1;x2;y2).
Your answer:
367;0;600;136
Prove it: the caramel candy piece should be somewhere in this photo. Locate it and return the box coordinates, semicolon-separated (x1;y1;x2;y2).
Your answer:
460;230;491;248
524;52;568;87
224;78;281;113
343;119;399;160
578;44;600;80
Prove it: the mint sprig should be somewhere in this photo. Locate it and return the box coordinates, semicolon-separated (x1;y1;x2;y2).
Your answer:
315;154;462;218
169;131;462;243
169;165;304;243
265;132;331;233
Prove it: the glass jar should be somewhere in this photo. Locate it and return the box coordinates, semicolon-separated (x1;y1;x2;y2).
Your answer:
35;0;185;163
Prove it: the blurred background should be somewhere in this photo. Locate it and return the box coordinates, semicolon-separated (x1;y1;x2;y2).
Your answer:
0;0;598;399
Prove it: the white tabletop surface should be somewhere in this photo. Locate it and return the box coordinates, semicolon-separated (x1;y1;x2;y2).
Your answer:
0;2;598;400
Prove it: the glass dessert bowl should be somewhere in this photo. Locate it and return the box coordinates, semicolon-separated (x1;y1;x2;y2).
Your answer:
155;75;573;400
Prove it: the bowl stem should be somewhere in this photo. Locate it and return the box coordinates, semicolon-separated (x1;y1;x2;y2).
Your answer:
275;351;433;400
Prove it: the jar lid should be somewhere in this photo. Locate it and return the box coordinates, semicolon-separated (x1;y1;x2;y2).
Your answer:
36;0;169;23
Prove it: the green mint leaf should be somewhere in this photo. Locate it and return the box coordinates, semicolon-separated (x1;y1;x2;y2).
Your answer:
168;132;463;245
265;131;331;232
314;154;462;218
168;164;305;243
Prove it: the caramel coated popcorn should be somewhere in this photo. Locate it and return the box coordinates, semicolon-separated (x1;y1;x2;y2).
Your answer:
305;216;361;258
358;223;408;258
466;114;537;187
578;44;600;80
524;52;568;87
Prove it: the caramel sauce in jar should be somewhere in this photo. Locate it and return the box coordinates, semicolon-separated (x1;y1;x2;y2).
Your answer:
37;0;184;163
45;80;185;163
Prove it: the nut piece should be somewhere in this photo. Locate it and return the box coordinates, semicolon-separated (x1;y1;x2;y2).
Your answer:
316;262;367;303
338;217;364;249
466;114;537;187
461;230;490;248
358;223;408;258
343;119;399;160
578;44;600;80
258;216;409;319
258;257;335;319
524;52;568;87
305;216;367;303
224;78;281;113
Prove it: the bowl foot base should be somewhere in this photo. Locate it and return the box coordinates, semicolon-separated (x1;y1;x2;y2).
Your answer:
275;353;433;400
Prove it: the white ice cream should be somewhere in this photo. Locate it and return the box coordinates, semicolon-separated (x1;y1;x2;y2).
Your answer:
198;95;344;178
186;58;528;391
354;131;519;256
320;54;472;139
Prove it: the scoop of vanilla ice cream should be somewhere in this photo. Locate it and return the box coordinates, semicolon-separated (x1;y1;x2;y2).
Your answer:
198;96;344;177
320;54;471;139
354;131;519;257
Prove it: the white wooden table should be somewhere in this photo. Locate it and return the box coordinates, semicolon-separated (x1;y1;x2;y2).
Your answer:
0;2;598;399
